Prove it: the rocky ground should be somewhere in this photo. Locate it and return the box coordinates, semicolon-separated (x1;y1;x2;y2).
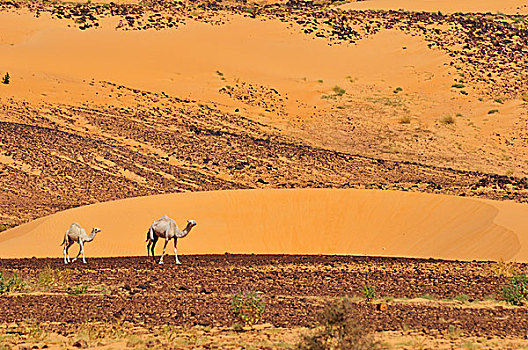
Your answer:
0;255;527;348
1;80;528;231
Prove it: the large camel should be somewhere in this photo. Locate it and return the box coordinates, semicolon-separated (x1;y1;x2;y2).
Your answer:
146;215;197;264
60;223;101;264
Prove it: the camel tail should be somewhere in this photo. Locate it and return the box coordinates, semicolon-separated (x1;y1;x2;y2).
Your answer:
60;236;66;246
146;227;152;242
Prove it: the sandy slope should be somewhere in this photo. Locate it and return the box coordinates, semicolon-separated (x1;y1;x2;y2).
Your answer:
0;189;526;262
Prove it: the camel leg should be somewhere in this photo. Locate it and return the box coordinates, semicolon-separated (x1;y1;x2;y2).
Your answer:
158;239;169;264
147;240;151;258
79;240;87;264
63;240;69;264
173;238;181;264
72;243;82;262
150;236;158;262
65;241;74;263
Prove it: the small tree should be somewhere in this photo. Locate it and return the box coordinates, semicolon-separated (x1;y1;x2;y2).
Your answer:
2;72;10;85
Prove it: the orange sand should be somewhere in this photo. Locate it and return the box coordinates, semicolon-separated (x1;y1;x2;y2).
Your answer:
1;189;526;262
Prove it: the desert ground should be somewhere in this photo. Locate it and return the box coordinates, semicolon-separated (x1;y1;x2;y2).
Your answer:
1;0;528;348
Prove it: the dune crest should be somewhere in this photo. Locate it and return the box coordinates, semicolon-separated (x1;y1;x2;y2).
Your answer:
0;189;525;261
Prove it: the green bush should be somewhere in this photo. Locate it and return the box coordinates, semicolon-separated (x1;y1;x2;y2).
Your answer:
1;72;9;85
451;83;465;88
362;285;376;301
333;86;346;96
297;298;380;350
502;274;528;306
230;291;265;326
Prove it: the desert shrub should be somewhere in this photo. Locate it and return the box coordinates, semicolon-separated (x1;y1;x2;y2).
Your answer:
297;298;380;350
502;274;528;306
1;73;9;85
399;115;411;124
362;285;376;302
38;266;73;289
451;83;465;88
0;272;25;294
494;98;504;104
488;109;499;114
332;86;346;96
393;87;403;94
230;291;265;326
489;260;520;277
439;115;455;125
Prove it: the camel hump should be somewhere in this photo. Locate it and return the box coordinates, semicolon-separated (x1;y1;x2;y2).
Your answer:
69;222;81;230
159;214;170;220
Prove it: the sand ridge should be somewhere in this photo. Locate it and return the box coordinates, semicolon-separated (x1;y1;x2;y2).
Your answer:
0;189;526;262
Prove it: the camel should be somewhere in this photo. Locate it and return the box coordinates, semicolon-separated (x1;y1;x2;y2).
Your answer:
146;215;197;264
60;223;101;264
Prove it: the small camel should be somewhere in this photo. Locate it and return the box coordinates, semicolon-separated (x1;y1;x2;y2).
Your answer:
60;223;101;264
146;215;196;264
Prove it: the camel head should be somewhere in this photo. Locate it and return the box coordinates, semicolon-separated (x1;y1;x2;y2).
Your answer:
185;220;197;232
92;227;102;234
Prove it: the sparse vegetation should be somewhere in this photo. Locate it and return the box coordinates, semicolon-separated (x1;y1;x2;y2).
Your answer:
494;98;504;104
393;87;403;94
502;274;528;306
488;109;499;114
446;324;462;339
0;271;25;294
1;72;9;85
454;294;470;303
68;285;89;295
230;291;266;327
419;294;434;300
38;266;73;289
439;115;455;125
297;298;380;349
451;83;465;88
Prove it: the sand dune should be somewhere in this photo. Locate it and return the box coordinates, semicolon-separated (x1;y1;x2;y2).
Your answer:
1;189;526;262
